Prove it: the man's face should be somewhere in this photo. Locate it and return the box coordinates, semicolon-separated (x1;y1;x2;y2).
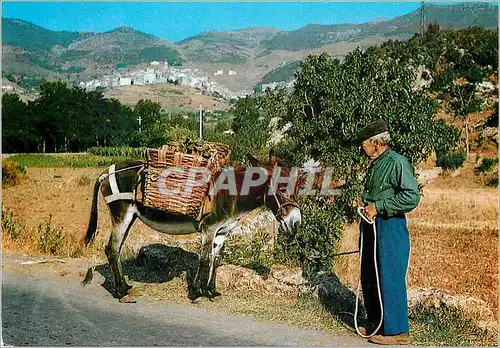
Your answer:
361;139;377;158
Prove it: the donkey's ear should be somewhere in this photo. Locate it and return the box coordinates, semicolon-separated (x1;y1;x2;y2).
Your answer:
246;153;261;167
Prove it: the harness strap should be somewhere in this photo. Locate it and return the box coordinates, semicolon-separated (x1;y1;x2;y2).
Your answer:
109;164;120;194
102;164;138;204
104;193;135;204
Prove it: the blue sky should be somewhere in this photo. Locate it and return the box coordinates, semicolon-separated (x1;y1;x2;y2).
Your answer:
1;2;487;43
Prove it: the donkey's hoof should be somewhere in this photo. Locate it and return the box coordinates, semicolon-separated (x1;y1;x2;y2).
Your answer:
201;288;222;300
207;290;222;299
190;297;203;304
188;288;202;302
119;294;137;303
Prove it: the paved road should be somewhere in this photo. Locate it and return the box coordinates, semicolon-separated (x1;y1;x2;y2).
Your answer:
2;270;367;346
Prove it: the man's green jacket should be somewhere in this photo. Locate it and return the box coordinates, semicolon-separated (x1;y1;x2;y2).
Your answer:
361;149;420;217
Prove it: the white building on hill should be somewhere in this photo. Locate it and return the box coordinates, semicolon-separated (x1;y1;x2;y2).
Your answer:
119;77;132;86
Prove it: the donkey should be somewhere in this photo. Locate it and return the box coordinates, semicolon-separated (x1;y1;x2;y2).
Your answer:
83;154;302;302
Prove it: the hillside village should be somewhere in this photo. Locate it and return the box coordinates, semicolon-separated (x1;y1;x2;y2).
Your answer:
2;59;293;102
77;61;247;100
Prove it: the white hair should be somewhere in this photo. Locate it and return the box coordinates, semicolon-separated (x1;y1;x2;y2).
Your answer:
368;131;391;144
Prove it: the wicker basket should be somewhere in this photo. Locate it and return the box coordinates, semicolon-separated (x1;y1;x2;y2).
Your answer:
142;140;230;219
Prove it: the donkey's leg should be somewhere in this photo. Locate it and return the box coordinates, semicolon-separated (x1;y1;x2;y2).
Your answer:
205;230;227;296
206;219;238;296
105;203;137;299
191;227;215;300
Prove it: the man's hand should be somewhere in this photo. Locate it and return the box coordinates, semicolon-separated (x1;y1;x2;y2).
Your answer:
364;203;378;221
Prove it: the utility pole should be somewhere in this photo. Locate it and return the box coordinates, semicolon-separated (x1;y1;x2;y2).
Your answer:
199;104;203;140
137;115;142;133
421;0;426;36
24;112;28;152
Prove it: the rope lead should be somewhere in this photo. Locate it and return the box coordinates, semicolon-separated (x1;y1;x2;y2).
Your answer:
354;206;384;338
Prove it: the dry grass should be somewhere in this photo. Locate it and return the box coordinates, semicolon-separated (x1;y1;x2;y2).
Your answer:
1;167;192;256
2;208;102;258
103;83;229;111
129;265;343;333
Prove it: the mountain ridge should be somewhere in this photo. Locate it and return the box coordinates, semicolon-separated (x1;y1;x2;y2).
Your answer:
2;3;498;92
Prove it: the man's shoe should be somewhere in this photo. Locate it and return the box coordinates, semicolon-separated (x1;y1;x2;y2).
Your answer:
357;323;382;336
357;326;375;336
368;333;410;345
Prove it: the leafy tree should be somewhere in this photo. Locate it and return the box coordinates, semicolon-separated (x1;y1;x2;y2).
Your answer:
229;95;268;163
231;95;262;133
104;98;136;147
29;81;123;152
204;123;232;144
2;94;28;152
448;83;483;158
455;52;486;83
6;81;148;153
134;99;162;132
273;50;460;274
32;81;73;152
369;26;498;97
132;99;164;147
227;88;289;164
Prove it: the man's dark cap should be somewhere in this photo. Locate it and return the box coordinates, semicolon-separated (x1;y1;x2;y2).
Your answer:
357;119;389;144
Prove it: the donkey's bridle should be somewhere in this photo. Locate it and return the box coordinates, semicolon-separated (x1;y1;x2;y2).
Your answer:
267;174;299;218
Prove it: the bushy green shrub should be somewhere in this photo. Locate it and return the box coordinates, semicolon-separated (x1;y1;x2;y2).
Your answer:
274;197;345;277
37;215;65;255
475;157;498;187
223;228;274;275
475;157;498;173
1;208;26;239
430;68;457;91
436;151;467;169
487;176;498;187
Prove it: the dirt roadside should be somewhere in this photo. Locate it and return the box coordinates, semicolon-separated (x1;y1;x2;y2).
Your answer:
1;251;367;347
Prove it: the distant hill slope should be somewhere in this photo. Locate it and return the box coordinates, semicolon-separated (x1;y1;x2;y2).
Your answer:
263;3;498;51
2;18;90;52
177;27;282;63
63;26;183;66
2;3;498;91
256;61;301;88
2;22;185;85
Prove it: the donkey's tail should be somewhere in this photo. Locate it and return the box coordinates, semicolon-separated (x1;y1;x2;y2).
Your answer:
84;177;102;245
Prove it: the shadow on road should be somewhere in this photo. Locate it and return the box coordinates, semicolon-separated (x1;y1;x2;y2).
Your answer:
314;272;368;333
85;244;199;299
83;244;370;334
